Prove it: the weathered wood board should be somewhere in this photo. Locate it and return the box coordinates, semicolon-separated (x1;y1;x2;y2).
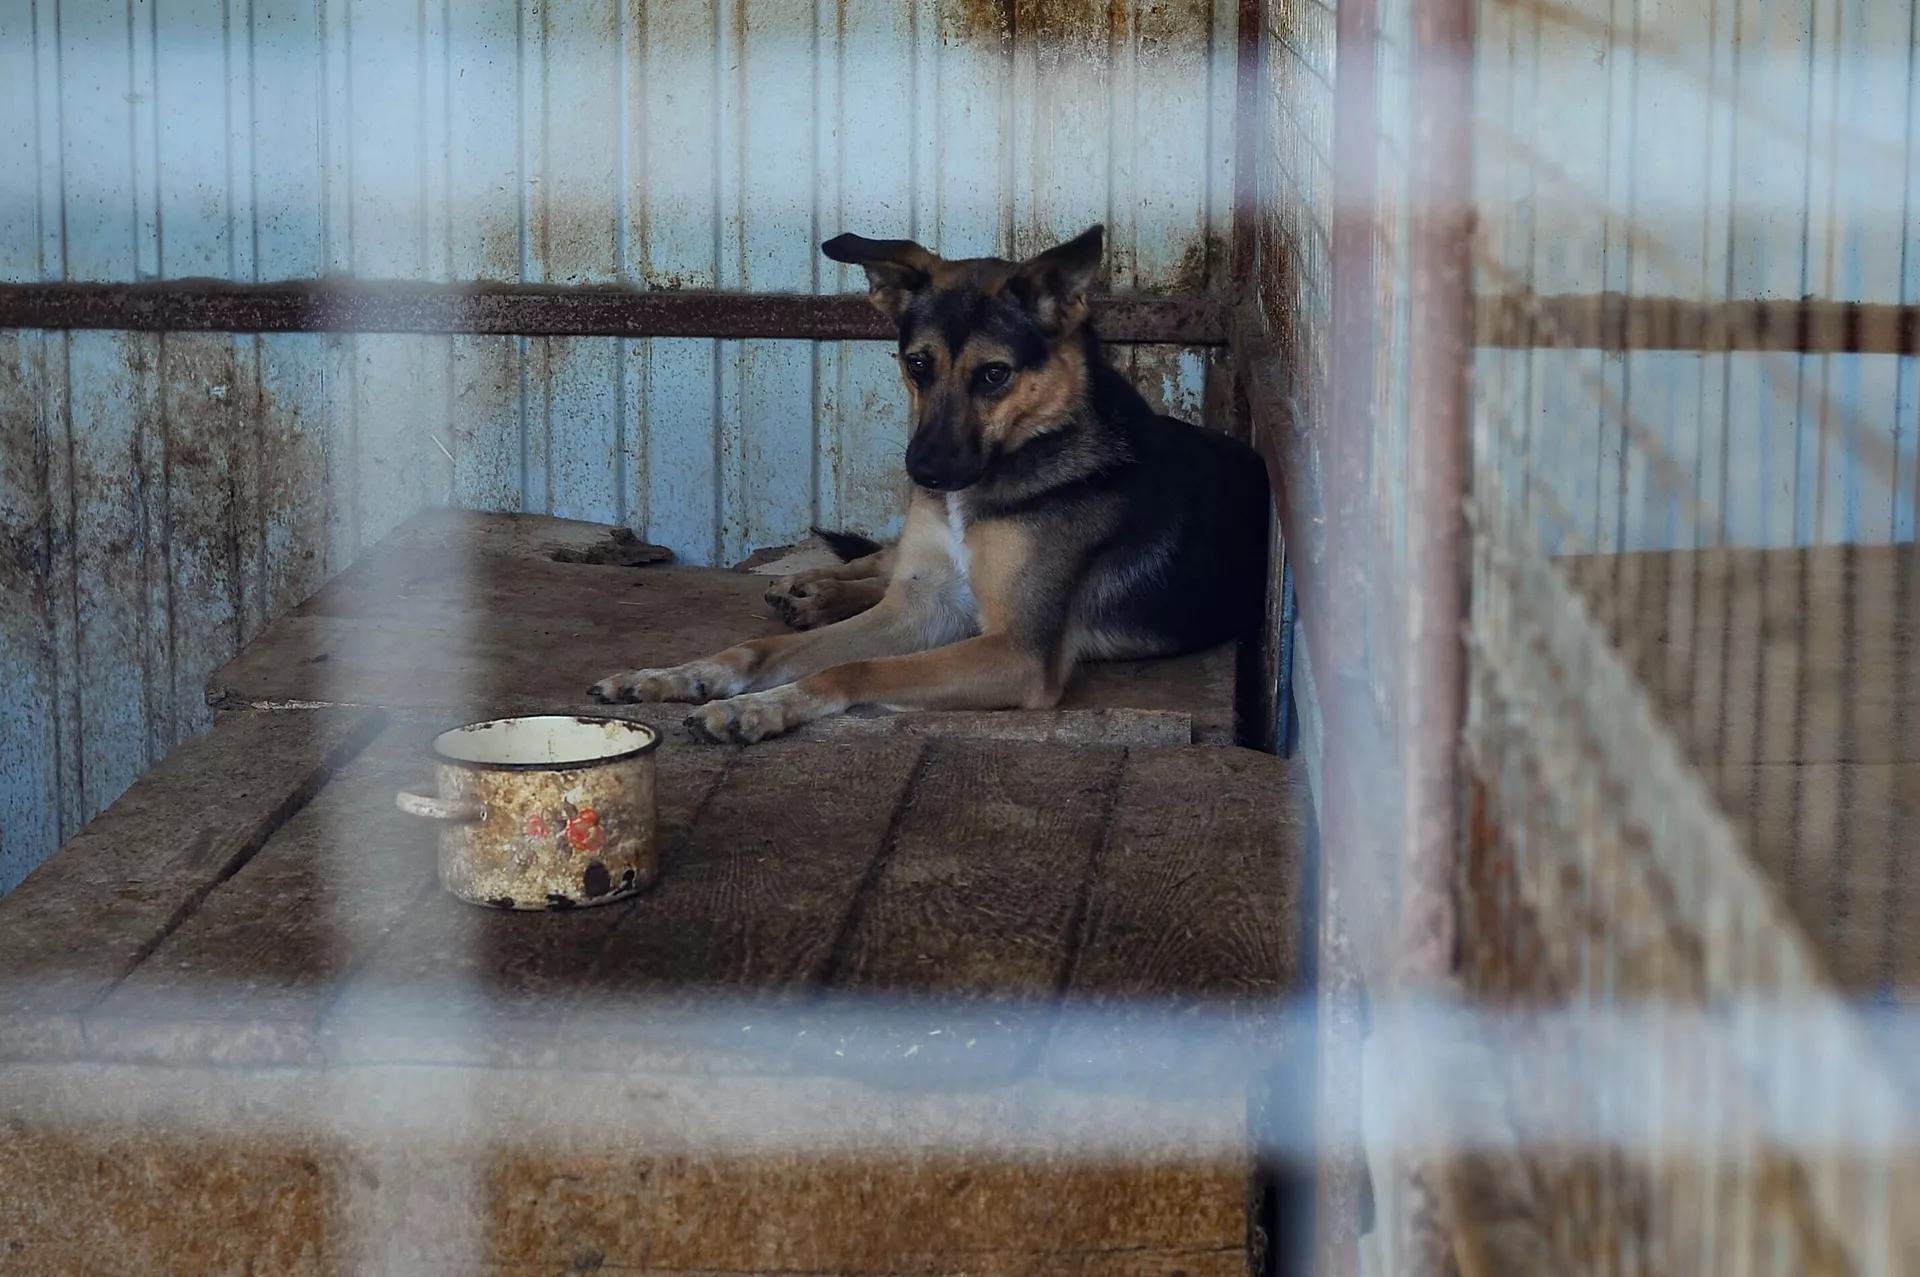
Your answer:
1561;544;1920;1005
208;509;1246;746
1559;543;1919;768
0;707;1307;1274
1705;761;1920;1003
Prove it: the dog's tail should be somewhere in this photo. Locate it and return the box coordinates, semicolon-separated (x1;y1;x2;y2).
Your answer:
811;527;885;562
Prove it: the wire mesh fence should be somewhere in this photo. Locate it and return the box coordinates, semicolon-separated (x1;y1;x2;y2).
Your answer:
1259;0;1919;1268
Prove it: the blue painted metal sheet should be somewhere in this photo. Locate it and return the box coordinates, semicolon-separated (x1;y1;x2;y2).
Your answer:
1468;0;1920;556
0;0;1240;892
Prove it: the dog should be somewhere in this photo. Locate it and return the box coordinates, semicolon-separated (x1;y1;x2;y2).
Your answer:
589;224;1271;744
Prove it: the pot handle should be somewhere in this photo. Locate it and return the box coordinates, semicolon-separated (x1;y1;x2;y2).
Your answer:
395;788;486;823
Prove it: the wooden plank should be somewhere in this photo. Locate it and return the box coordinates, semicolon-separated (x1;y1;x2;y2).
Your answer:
205;512;1243;745
0;1074;1254;1274
475;1154;1249;1275
17;721;1299;1080
1560;543;1920;766
328;737;917;1071
1707;761;1920;1003
0;707;384;1061
806;741;1125;1087
85;724;436;1066
1045;747;1307;1091
204;558;795;713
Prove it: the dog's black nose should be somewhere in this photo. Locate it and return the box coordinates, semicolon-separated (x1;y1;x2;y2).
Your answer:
905;433;982;492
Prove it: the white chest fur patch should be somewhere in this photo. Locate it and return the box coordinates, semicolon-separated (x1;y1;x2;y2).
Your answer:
945;494;976;611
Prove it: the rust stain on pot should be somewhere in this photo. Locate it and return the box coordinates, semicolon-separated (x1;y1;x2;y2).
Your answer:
405;717;662;911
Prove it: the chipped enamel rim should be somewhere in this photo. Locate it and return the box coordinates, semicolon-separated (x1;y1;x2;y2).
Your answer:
429;715;660;772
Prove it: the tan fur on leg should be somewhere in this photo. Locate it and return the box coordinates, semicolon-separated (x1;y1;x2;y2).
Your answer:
685;634;1055;743
592;495;969;706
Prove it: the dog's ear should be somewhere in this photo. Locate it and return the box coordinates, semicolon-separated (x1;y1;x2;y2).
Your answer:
821;234;937;322
1008;224;1104;336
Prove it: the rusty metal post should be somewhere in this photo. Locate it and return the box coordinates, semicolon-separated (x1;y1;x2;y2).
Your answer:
1402;0;1472;1002
1397;0;1474;1269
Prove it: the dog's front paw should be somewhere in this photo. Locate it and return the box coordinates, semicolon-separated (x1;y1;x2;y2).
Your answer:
588;661;738;705
684;689;811;745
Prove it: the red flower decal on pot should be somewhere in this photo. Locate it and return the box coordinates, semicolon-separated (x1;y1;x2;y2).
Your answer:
524;813;550;839
566;807;604;853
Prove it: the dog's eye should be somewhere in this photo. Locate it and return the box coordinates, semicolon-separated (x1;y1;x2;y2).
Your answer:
902;352;932;381
976;363;1013;390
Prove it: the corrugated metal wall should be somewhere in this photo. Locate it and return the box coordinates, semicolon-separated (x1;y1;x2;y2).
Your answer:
0;0;1243;893
1474;0;1920;554
1263;0;1920;563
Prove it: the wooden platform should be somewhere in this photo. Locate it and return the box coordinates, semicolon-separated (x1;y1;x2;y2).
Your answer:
0;526;1305;1274
207;509;1247;747
1561;543;1920;1003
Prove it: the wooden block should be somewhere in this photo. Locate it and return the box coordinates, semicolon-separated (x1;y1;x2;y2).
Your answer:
1047;747;1308;1092
832;742;1125;997
0;708;384;1062
584;738;922;996
0;1130;334;1277
0;1120;1249;1277
0;1056;1262;1267
206;560;788;714
476;1153;1251;1275
87;727;441;1066
804;741;1127;1087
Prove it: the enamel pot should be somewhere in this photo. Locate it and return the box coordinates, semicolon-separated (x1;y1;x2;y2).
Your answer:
395;715;660;910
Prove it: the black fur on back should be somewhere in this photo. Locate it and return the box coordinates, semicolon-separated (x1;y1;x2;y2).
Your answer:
964;324;1273;659
811;527;885;563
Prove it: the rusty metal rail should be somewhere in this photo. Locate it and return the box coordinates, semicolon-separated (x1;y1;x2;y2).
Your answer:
0;280;1228;346
1476;292;1920;354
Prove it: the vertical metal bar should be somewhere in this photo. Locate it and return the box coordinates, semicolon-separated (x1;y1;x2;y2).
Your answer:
1398;0;1473;1268
1276;558;1298;758
1401;0;1472;985
1312;0;1384;1263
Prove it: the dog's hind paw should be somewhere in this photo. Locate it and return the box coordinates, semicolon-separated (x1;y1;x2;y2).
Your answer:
589;662;738;705
764;576;881;630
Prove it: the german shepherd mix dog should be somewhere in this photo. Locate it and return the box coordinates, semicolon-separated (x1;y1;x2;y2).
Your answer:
590;225;1271;744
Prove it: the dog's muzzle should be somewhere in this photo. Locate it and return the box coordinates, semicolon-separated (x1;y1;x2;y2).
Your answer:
904;432;984;492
